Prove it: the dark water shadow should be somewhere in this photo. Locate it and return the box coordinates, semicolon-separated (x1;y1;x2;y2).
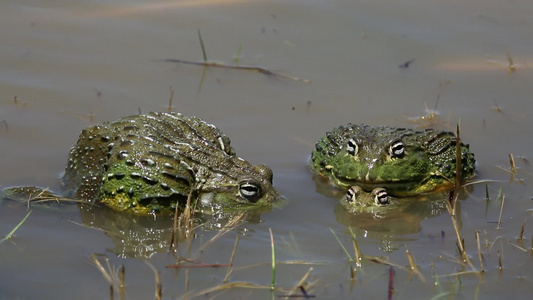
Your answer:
77;203;270;258
0;190;270;259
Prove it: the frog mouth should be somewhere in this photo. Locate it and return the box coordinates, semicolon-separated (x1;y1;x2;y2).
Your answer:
333;175;426;196
335;174;418;186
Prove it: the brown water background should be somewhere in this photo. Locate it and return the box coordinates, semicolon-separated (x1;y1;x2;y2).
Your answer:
1;0;533;299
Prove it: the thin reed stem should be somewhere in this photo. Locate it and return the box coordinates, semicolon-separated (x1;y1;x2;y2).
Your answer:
0;210;31;243
224;235;240;283
497;195;506;230
329;227;352;261
197;29;207;62
475;231;484;272
348;227;362;266
269;228;276;288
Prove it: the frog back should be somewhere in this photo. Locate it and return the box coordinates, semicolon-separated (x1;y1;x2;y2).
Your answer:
60;112;237;213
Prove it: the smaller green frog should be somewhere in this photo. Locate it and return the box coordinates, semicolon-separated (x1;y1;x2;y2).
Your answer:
340;186;392;214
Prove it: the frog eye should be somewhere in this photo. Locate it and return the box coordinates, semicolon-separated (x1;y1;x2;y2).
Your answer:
239;181;262;203
346;139;359;156
345;186;361;202
389;139;405;158
372;188;389;206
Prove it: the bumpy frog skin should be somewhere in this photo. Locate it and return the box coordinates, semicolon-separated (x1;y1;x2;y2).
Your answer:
4;112;279;215
310;124;476;197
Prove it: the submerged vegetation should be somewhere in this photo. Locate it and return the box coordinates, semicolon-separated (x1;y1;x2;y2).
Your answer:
0;210;31;244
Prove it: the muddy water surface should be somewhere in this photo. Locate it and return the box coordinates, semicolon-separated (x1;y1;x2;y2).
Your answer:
1;0;533;299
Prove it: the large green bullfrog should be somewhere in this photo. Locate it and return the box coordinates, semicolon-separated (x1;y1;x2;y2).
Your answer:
310;124;476;197
3;112;279;215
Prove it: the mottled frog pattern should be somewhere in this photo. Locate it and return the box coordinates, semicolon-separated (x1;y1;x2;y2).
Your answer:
311;124;476;198
3;112;279;215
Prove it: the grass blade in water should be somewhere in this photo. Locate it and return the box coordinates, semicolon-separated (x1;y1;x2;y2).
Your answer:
0;210;32;243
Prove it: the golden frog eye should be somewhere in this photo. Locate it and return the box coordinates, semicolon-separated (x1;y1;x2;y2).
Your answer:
239;181;262;203
346;139;359;156
389;139;405;158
